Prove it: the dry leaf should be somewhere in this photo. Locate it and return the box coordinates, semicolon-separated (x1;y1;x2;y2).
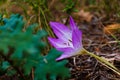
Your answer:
72;10;93;23
104;24;120;34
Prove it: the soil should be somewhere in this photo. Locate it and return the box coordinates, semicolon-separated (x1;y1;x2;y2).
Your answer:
67;17;120;80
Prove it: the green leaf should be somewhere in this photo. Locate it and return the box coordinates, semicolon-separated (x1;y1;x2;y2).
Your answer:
34;49;70;80
0;14;70;80
1;61;10;70
7;69;16;76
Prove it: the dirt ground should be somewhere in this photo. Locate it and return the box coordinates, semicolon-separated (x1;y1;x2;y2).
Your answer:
67;16;120;80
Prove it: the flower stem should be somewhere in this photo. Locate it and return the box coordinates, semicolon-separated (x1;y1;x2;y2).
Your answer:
81;48;120;75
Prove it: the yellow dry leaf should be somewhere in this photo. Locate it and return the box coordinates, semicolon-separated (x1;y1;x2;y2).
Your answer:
104;24;120;34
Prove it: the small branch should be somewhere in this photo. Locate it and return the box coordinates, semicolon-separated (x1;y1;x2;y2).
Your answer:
31;68;34;80
82;49;120;76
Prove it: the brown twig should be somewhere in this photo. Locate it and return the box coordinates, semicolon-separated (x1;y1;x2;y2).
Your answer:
31;68;34;80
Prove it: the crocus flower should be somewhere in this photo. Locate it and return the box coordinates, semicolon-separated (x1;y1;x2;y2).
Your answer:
48;16;120;75
48;16;83;60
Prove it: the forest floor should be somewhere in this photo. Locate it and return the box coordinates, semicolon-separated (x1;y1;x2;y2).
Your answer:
0;1;120;80
67;13;120;80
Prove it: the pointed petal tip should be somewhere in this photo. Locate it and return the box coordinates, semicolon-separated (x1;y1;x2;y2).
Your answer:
48;37;52;42
48;37;57;47
69;16;77;30
49;22;62;29
49;21;55;26
56;54;72;61
56;58;61;61
56;54;67;61
48;37;52;41
56;56;64;61
50;21;59;25
50;21;55;24
69;16;73;20
56;53;71;61
48;37;57;44
49;22;60;27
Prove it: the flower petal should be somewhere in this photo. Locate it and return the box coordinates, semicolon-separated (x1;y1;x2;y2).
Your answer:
48;37;71;48
56;47;83;61
69;16;77;30
56;53;71;60
50;22;71;40
72;29;82;48
56;47;74;60
57;47;74;52
48;16;83;61
56;52;74;61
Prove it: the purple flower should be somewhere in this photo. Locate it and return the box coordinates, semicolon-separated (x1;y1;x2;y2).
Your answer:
48;17;120;75
48;16;83;60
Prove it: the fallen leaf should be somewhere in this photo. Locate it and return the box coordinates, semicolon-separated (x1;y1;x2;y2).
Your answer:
72;10;93;23
104;24;120;35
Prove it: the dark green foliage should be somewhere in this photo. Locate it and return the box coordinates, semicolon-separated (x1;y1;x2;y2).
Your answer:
61;0;78;14
34;49;70;80
0;14;70;80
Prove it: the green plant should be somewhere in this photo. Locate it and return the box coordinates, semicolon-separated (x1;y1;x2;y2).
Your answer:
61;0;78;14
19;0;54;37
0;14;70;80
